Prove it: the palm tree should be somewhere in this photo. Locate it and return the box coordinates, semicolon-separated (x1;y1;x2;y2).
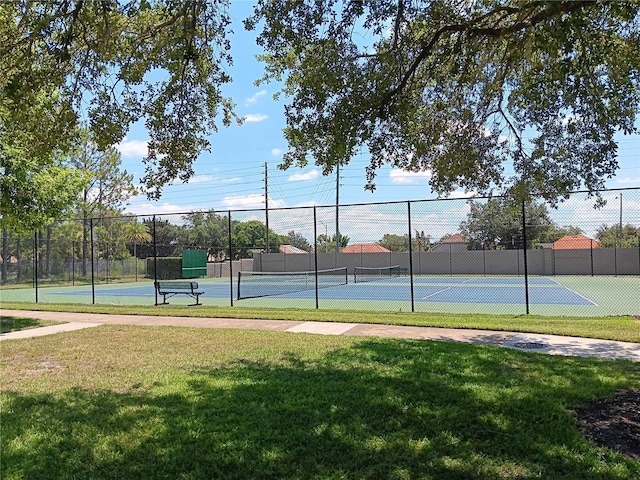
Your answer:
123;221;152;281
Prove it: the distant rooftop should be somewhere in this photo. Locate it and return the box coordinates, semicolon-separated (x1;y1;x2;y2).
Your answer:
552;234;599;250
279;244;309;254
342;243;391;253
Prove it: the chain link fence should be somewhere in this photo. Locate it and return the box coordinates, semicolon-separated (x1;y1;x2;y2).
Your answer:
2;188;638;316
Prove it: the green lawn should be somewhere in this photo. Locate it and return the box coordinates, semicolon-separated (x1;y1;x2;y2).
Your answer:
1;325;638;479
2;300;640;342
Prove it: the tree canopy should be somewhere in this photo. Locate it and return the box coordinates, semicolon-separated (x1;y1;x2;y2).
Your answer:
1;0;236;207
3;1;639;231
460;197;561;249
247;0;640;204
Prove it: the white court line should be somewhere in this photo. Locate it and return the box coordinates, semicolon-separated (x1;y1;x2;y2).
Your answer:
420;278;474;300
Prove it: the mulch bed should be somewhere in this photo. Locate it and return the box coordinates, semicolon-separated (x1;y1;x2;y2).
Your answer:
573;389;640;461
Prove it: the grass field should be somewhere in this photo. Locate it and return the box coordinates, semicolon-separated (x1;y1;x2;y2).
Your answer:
2;300;640;342
2;323;639;479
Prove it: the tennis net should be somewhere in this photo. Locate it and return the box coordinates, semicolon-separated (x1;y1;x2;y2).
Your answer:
237;267;348;299
353;265;406;283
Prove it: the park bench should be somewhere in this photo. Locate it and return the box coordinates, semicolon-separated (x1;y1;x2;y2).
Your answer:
154;281;204;306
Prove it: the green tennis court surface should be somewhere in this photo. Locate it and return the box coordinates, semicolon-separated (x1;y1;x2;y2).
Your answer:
3;275;638;317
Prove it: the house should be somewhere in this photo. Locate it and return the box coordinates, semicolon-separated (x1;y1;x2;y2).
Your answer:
432;233;468;252
279;244;308;254
342;243;391;253
552;235;599;250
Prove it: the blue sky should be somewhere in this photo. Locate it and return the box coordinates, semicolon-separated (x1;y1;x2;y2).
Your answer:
115;1;639;240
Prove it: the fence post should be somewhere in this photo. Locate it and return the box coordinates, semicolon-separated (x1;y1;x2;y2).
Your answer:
314;206;319;309
34;231;39;303
152;215;158;305
408;202;415;312
521;200;530;315
228;211;234;307
90;218;95;305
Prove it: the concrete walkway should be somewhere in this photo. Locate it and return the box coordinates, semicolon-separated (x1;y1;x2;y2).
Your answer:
2;309;639;362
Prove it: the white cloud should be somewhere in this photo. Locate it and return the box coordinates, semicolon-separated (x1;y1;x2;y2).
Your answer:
115;139;148;157
244;113;269;123
389;168;432;184
288;170;319;182
271;148;283;156
123;202;197;219
187;175;215;184
447;190;478;199
245;90;267;105
222;194;286;209
613;176;640;185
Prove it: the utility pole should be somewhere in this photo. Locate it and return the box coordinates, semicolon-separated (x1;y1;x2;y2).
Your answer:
265;162;269;253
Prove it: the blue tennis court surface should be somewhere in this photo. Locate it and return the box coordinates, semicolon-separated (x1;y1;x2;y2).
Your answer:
51;276;596;306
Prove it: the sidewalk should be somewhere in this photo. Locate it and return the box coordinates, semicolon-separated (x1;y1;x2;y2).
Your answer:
2;309;639;362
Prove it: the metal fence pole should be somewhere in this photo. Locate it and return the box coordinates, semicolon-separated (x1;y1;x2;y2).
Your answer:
34;231;39;303
521;200;530;315
90;219;95;305
152;215;158;305
408;201;415;313
228;211;234;307
314;206;319;309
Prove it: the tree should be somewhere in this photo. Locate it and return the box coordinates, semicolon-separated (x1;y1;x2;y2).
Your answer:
138;218;182;259
179;211;228;260
317;233;349;253
280;230;312;252
460;198;555;250
123;221;152;281
232;220;280;259
2;0;237;203
379;234;409;252
1;136;85;231
247;1;640;204
413;230;432;252
68;130;137;276
596;224;639;248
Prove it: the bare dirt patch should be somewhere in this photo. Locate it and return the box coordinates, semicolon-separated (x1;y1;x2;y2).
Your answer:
573;389;640;461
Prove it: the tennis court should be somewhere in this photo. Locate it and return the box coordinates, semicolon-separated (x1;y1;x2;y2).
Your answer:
5;272;638;317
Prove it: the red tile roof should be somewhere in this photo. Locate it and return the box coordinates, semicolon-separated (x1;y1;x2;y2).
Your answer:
440;233;467;244
552;235;599;250
279;244;309;254
342;243;391;253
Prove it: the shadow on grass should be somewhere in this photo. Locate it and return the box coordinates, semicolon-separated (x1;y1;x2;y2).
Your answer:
2;339;639;479
0;316;44;333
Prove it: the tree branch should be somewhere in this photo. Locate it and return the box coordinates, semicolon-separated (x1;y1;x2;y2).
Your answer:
384;1;596;105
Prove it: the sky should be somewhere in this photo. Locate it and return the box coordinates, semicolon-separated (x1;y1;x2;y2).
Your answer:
114;1;639;240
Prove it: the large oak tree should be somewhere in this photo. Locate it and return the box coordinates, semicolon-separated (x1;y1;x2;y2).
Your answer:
3;1;639;230
1;0;237;229
247;0;640;204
